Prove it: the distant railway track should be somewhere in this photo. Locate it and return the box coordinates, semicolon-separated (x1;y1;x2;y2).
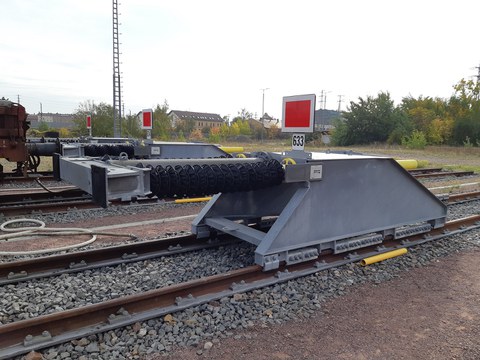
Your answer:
412;170;475;178
1;174;479;217
0;167;475;185
0;185;168;216
0;214;479;359
407;167;443;174
0;173;54;183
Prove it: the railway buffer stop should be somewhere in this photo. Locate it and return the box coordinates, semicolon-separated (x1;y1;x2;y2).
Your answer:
192;94;447;270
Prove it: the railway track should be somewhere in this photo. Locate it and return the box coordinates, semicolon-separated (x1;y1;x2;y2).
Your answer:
1;187;478;218
412;170;475;178
0;173;54;183
0;192;477;285
0;188;165;217
444;191;480;204
0;214;479;358
0;232;238;286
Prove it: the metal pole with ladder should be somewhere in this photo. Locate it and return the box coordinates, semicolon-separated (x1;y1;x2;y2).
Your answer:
112;0;122;138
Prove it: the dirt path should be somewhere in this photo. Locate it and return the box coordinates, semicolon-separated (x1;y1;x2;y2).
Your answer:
164;248;480;360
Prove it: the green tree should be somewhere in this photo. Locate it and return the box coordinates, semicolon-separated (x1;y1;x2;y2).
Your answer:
232;108;253;122
332;92;401;145
175;120;195;138
229;122;240;137
123;114;143;138
72;100;114;137
400;95;451;144
37;121;50;132
219;123;230;139
237;120;251;135
449;79;480;145
152;100;172;140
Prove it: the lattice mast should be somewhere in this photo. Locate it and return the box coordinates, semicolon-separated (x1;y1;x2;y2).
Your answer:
112;0;122;137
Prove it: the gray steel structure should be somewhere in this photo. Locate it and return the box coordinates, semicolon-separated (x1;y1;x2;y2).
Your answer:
192;152;447;270
55;155;151;207
112;0;122;138
55;146;447;270
55;142;244;206
60;141;230;159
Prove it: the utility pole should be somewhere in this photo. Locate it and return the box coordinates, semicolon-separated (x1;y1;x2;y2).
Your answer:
112;0;122;138
324;91;331;110
40;102;43;121
337;95;344;112
17;95;20;104
260;88;269;141
319;90;324;109
319;90;331;109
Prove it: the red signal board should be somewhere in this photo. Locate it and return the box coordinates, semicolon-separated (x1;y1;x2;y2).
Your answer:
282;94;315;133
86;115;91;129
142;109;153;129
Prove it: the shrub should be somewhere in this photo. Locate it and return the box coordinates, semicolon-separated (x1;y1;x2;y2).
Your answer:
402;130;427;149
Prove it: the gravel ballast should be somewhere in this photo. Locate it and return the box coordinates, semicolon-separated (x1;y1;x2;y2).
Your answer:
0;197;476;359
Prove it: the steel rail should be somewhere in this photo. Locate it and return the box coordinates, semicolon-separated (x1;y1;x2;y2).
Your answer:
0;188;86;202
0;196;163;217
444;191;480;204
407;167;442;174
0;215;479;358
0;174;54;183
1;189;479;283
0;234;238;286
0;199;97;217
413;170;475;179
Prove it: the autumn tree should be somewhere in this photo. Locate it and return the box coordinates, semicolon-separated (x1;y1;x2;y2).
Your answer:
189;129;204;141
449;79;480;145
400;96;451;144
209;126;221;143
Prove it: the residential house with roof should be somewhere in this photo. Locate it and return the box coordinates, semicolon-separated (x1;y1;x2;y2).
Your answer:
168;110;224;130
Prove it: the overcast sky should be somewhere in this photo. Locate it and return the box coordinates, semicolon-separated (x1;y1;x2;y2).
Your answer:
1;0;479;120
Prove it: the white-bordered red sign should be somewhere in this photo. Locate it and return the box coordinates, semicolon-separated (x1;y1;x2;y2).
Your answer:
281;94;316;133
86;114;92;129
142;109;153;130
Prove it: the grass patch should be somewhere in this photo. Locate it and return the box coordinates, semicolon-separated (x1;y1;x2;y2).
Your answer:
442;164;480;173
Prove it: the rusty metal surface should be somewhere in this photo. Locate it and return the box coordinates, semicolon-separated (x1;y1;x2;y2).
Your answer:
0;102;29;163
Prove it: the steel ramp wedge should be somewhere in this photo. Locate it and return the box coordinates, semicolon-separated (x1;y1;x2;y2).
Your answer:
193;153;447;270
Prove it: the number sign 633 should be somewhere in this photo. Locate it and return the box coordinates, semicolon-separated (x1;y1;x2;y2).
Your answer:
292;134;305;150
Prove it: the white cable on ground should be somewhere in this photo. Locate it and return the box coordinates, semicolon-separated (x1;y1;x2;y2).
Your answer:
0;218;135;256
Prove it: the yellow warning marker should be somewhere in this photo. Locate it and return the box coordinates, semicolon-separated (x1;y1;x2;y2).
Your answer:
219;146;244;154
360;248;408;266
396;159;418;170
282;157;296;165
174;197;212;204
